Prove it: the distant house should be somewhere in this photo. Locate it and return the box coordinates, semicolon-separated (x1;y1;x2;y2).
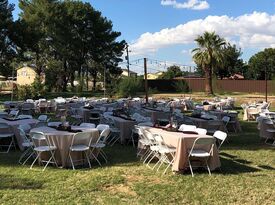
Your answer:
229;73;244;80
17;65;44;86
121;69;137;77
146;72;163;79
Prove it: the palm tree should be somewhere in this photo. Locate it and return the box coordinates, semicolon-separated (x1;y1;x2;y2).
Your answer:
192;31;226;95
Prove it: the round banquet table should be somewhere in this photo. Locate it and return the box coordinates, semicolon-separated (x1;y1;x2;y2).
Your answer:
141;127;221;172
30;126;99;168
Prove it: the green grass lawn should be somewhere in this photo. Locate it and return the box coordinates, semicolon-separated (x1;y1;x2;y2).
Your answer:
0;120;274;204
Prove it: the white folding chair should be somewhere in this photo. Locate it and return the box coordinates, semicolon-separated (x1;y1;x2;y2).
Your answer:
195;128;207;135
142;131;161;167
68;131;93;170
222;116;237;133
152;134;176;175
128;125;139;148
30;131;58;171
178;124;197;132
136;127;151;159
96;124;110;133
9;109;19;119
0;122;15;153
38;115;48;122
213;131;227;150
90;128;110;166
18;128;34;165
188;137;215;177
18;115;33;119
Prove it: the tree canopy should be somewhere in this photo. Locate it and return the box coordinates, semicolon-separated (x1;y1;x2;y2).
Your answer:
247;48;275;80
192;31;226;95
7;0;126;92
0;0;16;76
159;65;184;79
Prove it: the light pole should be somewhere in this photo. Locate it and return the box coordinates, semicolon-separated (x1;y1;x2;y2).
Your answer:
125;44;130;76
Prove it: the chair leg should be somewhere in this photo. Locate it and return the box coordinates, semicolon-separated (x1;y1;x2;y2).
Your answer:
205;159;211;176
69;153;75;170
188;159;194;177
91;152;102;166
30;152;40;169
43;156;53;171
22;149;35;165
84;151;91;168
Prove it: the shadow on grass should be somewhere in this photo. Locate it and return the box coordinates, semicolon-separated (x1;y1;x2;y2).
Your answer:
257;165;275;171
0;174;43;190
218;156;259;175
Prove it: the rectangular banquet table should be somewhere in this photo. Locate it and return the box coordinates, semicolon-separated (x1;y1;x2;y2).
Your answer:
0;118;39;151
30;126;99;167
109;116;136;144
143;127;221;172
187;117;226;132
142;108;171;123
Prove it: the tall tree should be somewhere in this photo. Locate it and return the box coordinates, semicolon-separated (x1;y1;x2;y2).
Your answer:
215;44;245;79
248;48;275;80
192;31;226;95
0;0;15;76
159;65;183;79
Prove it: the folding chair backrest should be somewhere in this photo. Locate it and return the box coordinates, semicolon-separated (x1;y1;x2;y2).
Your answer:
144;130;156;145
18;115;33;119
195;128;207;135
213;131;227;142
194;137;215;145
18;128;29;143
71;131;92;147
98;128;110;143
38;115;48;122
80;123;96;128
154;134;164;146
96;124;110;132
179;124;197;132
30;131;46;141
222;116;230;123
18;124;31;132
9;110;19;117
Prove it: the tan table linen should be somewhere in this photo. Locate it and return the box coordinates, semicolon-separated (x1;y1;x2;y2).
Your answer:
0;118;39;151
110;116;136;144
142;108;171;123
188;117;226;132
258;120;275;139
209;111;242;132
30;126;99;167
144;127;220;172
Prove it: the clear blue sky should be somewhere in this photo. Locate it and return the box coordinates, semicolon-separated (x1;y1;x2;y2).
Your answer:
9;0;275;73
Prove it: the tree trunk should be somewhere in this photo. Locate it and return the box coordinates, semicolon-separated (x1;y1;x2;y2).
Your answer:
204;68;213;95
62;60;68;92
92;71;97;91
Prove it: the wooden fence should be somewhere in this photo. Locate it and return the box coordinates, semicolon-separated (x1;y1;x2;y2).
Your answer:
145;79;275;94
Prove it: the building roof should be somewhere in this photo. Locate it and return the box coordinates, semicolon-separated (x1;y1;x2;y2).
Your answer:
121;69;137;74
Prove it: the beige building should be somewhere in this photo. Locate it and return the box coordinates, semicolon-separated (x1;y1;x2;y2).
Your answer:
121;69;137;77
146;71;163;79
16;66;38;86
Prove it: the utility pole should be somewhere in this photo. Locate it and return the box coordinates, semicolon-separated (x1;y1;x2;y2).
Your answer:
265;56;268;102
144;58;148;103
11;67;14;101
126;44;130;77
104;66;106;98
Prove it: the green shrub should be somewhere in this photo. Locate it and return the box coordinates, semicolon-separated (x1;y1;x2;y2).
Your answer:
16;85;34;100
116;77;142;97
172;80;189;92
